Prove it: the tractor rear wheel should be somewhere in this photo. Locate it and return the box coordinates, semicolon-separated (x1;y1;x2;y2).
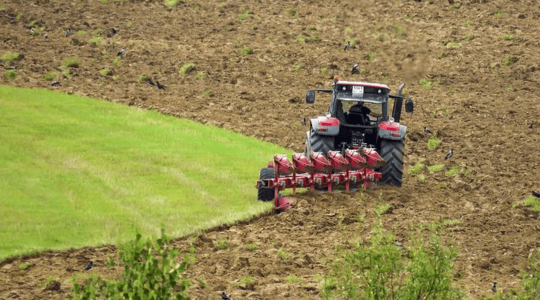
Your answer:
377;139;405;187
257;168;275;201
306;131;334;157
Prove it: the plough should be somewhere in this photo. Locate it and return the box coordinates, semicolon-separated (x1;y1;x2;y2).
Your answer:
256;148;386;212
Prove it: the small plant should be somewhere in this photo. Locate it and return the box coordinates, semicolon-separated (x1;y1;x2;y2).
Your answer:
100;68;111;76
19;262;29;270
446;42;461;48
251;24;258;30
417;174;426;183
427;137;441;150
239;46;252;57
202;91;213;97
238;10;251;20
464;20;473;26
245;243;258;251
125;22;132;29
284;8;297;17
408;158;425;175
277;248;289;260
39;276;60;288
1;51;20;61
112;56;121;66
320;67;329;76
43;72;57;81
137;74;148;83
218;2;226;8
523;196;540;212
286;275;301;284
92;28;103;36
419;78;433;89
506;86;514;92
196;278;207;289
392;24;406;38
445;165;460;176
61;57;81;68
344;28;352;34
62;70;71;80
464;34;473;41
403;14;412;19
501;34;514;40
449;88;456;94
76;30;87;36
374;203;391;216
366;52;377;62
215;239;228;250
112;75;119;81
239;275;254;285
428;164;446;172
295;35;307;42
72;228;192;299
502;56;514;66
5;70;16;80
292;65;302;72
196;71;204;79
495;11;504;17
88;37;102;45
450;3;461;9
164;0;182;7
179;62;195;75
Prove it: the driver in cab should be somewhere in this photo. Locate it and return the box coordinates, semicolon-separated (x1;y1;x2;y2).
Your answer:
350;102;382;118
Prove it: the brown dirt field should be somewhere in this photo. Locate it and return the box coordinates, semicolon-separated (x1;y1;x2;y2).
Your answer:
1;0;540;299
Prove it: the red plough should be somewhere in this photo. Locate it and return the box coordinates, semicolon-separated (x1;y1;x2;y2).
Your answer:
256;148;386;212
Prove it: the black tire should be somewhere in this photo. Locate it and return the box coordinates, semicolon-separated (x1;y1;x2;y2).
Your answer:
307;131;334;157
377;139;405;187
257;168;275;201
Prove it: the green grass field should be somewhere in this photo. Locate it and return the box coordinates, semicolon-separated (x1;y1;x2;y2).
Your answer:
0;85;287;261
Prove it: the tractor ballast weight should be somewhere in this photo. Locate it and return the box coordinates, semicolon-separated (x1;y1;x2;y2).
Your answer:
257;79;414;212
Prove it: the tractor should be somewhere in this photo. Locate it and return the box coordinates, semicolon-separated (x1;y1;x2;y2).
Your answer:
256;79;414;212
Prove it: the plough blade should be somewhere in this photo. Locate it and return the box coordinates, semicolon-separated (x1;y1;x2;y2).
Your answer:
257;148;385;213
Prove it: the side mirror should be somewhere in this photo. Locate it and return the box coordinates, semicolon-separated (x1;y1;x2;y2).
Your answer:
405;99;414;113
306;90;315;104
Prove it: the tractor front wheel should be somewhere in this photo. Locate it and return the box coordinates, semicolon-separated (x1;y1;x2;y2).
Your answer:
257;168;275;201
377;139;405;187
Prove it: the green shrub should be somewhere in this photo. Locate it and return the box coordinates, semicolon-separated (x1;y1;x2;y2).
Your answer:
292;65;302;72
112;56;121;66
287;275;300;284
408;159;425;175
5;70;16;80
196;71;204;79
179;62;195;75
322;217;463;299
202;91;213;97
239;10;251;20
137;74;148;83
239;46;253;57
523;196;540;212
428;164;446;172
43;72;57;81
417;174;426;183
72;228;192;300
419;78;433;89
427;137;441;150
18;262;29;270
164;0;182;7
245;243;258;251
62;57;81;68
1;51;20;61
446;42;461;48
88;37;102;45
215;240;228;250
366;52;377;62
501;34;514;40
100;68;111;76
445;165;460;176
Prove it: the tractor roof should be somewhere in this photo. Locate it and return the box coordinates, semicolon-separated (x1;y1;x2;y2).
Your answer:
334;81;390;103
336;81;390;91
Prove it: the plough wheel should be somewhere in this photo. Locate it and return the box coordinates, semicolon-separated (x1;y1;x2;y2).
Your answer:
257;168;275;201
377;139;405;187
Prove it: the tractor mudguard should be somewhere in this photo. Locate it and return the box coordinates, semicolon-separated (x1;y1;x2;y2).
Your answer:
310;116;340;136
378;121;407;141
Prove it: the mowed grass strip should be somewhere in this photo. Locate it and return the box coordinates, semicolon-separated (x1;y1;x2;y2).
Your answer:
0;85;283;261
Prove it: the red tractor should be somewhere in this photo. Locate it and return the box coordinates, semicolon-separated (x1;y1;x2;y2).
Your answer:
256;79;414;212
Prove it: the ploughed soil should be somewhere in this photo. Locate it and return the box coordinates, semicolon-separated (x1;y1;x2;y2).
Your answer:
1;0;539;299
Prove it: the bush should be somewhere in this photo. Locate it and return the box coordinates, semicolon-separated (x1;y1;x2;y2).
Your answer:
5;70;16;80
43;72;57;81
179;63;195;75
1;51;20;61
62;57;81;68
427;137;441;150
322;217;463;300
72;228;192;300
